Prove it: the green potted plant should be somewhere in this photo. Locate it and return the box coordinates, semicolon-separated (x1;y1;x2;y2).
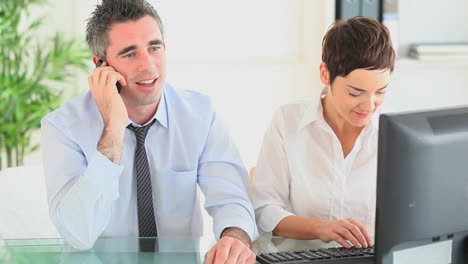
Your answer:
0;0;90;170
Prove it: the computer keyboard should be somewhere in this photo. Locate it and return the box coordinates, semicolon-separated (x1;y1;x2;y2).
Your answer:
256;246;374;264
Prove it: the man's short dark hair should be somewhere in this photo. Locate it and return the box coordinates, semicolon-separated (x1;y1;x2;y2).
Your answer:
85;0;164;60
322;16;395;85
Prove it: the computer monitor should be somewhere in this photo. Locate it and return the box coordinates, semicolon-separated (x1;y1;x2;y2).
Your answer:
375;106;468;264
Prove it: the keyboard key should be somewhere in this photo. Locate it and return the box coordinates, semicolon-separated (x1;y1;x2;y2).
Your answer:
288;252;303;260
277;252;294;261
271;253;287;261
298;252;316;260
258;253;279;262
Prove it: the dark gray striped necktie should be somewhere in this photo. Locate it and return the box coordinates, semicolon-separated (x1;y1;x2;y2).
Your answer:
127;119;158;239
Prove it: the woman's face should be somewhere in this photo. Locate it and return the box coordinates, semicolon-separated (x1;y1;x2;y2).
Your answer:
320;63;391;128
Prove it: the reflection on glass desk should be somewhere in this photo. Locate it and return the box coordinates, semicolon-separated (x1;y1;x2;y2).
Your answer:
0;236;339;264
0;237;215;264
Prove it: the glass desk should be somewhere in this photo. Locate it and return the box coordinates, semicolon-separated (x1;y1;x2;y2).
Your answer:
0;236;338;264
0;236;452;264
0;237;215;264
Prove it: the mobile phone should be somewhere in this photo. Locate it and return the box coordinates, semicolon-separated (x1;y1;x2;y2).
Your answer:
95;59;122;93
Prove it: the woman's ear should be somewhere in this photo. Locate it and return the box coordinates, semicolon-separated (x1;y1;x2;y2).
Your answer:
319;62;330;86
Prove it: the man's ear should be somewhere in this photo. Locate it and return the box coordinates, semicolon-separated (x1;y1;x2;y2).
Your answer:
319;62;330;86
92;55;101;65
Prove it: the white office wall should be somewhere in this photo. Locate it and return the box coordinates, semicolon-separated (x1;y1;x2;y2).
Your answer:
398;0;468;56
156;0;327;167
386;62;468;112
386;0;468;112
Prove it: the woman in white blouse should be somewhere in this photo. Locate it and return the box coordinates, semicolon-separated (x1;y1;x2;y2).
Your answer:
251;17;395;249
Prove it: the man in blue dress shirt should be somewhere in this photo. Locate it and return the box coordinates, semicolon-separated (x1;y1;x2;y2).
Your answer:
40;0;257;263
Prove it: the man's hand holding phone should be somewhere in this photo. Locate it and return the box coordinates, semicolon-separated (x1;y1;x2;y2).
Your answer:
89;60;127;128
88;60;128;164
95;60;123;93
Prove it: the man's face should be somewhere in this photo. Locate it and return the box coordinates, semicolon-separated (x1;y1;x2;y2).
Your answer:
326;68;390;127
105;15;166;106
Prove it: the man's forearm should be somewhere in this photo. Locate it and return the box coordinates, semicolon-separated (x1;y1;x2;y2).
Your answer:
97;125;125;164
221;227;252;247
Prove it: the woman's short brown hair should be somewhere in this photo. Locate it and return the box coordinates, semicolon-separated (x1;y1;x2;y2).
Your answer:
322;16;395;85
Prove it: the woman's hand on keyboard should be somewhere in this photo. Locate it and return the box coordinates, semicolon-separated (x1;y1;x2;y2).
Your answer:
316;217;373;249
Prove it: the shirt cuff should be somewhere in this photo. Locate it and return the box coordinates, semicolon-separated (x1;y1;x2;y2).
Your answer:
213;204;258;242
257;204;294;234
